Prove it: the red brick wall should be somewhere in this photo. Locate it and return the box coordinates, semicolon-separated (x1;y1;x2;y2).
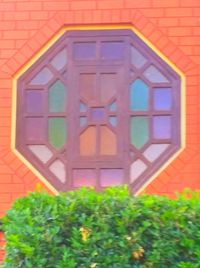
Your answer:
0;0;200;261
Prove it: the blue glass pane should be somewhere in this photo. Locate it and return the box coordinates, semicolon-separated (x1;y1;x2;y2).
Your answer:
130;79;149;111
80;102;87;112
109;116;117;126
153;116;171;139
80;117;87;127
154;88;172;111
108;102;117;111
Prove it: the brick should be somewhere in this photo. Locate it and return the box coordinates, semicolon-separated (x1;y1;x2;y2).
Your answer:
152;0;179;7
142;8;165;17
0;40;15;49
16;2;42;11
158;17;179;27
180;0;200;7
179;17;200;26
0;184;24;193
97;0;124;9
70;1;96;10
43;1;70;10
0;175;12;183
0;2;15;11
0;194;11;202
165;8;193;17
168;27;192;36
3;11;30;20
3;30;29;39
125;0;152;8
30;11;49;20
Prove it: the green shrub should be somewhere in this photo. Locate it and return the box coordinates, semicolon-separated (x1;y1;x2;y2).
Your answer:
2;187;200;268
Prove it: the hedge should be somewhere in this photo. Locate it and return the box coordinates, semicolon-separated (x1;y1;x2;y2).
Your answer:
2;187;200;268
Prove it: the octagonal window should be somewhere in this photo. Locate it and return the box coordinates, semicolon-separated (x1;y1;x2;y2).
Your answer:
16;29;181;193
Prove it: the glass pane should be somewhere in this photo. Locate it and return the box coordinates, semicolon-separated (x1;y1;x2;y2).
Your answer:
49;160;66;183
109;116;117;126
28;145;52;163
30;67;53;85
100;126;117;155
80;73;96;102
26;90;44;113
48;118;66;149
143;65;169;83
100;73;116;103
80;126;96;156
144;144;170;162
80;116;87;127
80;102;87;112
130;160;147;182
91;108;105;122
130;117;149;149
26;118;44;141
131;46;147;69
108;101;117;111
153;116;171;139
130;79;149;111
49;80;65;112
73;169;96;187
74;42;96;60
50;49;67;71
101;42;124;60
154;88;172;111
100;169;124;187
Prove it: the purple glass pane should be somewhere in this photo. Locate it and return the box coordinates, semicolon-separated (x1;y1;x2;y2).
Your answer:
73;169;96;187
154;88;172;111
74;42;96;60
30;67;53;85
50;49;67;71
26;90;44;113
153;116;171;139
91;108;105;122
101;42;124;60
26;118;45;141
100;169;124;187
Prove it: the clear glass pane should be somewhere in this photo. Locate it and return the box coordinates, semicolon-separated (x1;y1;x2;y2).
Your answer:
80;73;96;102
73;169;96;187
108;101;117;111
80;102;87;112
30;67;53;85
80;126;96;156
130;117;149;149
154;88;172;111
153;116;171;139
100;73;116;103
100;126;117;155
143;65;169;83
109;116;117;126
50;49;67;71
48;118;66;149
101;42;124;60
144;144;170;162
91;108;105;122
74;42;96;60
100;169;124;187
130;160;147;182
131;46;147;69
130;79;149;111
26;90;44;113
28;145;53;163
80;116;87;127
49;160;66;183
26;118;44;141
49;80;65;112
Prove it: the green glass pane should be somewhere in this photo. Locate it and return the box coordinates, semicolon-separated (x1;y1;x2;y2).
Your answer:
48;118;66;149
49;80;65;112
130;79;149;111
130;117;149;149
